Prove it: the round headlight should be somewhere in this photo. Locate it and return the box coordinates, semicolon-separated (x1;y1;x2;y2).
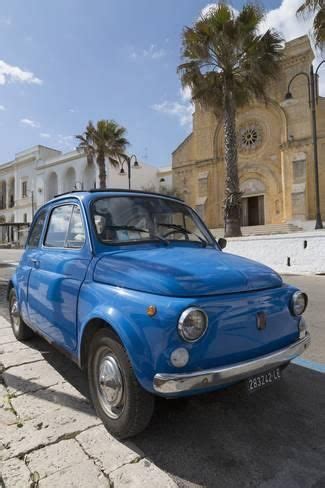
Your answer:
178;307;208;342
291;291;308;316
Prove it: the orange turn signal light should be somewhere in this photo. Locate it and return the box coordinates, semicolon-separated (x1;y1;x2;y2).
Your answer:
147;305;157;317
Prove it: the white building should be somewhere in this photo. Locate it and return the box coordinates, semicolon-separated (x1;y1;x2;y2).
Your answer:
0;145;172;226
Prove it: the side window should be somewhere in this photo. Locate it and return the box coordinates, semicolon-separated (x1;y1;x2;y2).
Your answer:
27;211;47;248
45;205;73;248
66;206;85;248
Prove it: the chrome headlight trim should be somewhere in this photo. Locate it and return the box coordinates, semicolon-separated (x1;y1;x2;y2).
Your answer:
178;307;208;343
291;291;308;316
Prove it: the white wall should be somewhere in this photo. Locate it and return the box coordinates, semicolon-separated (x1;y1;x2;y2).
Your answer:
0;145;172;225
224;231;325;274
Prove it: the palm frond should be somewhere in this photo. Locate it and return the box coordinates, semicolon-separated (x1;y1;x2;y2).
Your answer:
178;2;283;113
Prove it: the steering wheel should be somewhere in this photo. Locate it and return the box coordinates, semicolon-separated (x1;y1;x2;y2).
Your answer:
162;229;189;239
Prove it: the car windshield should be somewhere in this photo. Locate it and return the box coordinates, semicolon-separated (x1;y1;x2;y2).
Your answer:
91;196;214;246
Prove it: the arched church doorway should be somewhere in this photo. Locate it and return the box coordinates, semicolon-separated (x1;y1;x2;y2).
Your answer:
240;179;265;226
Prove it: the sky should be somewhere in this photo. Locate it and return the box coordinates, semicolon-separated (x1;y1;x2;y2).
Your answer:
0;0;318;167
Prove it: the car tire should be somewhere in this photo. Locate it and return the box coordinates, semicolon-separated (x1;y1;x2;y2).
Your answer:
9;289;35;341
87;328;155;439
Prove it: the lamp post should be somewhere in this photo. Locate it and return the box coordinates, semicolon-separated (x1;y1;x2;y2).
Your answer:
285;60;324;229
119;154;140;190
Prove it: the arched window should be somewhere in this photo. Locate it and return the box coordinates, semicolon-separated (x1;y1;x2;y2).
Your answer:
46;172;58;201
64;167;77;192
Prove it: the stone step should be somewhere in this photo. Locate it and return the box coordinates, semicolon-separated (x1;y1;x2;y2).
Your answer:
211;223;303;237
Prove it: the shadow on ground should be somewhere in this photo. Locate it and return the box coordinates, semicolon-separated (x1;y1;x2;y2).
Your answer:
8;329;325;488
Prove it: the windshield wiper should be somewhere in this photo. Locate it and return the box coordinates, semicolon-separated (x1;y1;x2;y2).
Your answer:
157;223;208;247
106;224;169;245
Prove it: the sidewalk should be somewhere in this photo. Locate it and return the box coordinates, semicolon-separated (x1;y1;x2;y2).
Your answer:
0;315;176;487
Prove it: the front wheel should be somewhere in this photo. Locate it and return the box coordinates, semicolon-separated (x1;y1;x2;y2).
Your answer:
9;289;34;341
87;329;155;439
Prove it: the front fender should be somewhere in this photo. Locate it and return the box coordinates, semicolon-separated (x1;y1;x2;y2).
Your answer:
77;282;190;393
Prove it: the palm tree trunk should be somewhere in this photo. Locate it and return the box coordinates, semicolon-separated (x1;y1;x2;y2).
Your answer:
223;92;242;238
97;153;107;189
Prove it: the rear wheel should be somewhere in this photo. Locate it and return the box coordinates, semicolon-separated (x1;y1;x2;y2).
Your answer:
9;289;34;341
87;328;155;439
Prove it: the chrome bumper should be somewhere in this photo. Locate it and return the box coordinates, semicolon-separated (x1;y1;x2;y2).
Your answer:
153;333;311;394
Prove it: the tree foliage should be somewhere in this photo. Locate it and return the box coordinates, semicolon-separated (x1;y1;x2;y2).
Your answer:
178;2;283;236
297;0;325;49
76;120;129;189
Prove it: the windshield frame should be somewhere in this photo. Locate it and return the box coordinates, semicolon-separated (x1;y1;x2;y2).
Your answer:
89;194;217;248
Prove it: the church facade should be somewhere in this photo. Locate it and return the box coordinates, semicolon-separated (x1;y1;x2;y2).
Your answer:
172;36;325;230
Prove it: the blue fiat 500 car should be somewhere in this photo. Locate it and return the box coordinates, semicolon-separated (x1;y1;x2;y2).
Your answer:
9;190;310;438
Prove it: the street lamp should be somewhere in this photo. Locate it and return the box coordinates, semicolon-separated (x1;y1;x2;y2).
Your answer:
285;61;324;229
74;181;84;190
119;154;140;190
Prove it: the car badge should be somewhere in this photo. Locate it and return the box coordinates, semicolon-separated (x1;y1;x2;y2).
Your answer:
256;312;267;330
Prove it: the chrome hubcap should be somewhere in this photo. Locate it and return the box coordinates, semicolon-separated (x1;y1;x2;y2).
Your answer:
10;298;20;332
96;352;124;419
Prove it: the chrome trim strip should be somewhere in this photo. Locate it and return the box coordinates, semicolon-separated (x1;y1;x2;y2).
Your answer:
153;333;311;394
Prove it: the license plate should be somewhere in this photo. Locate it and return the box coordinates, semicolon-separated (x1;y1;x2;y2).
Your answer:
247;368;281;393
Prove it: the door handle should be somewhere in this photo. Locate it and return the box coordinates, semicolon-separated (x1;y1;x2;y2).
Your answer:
31;259;40;269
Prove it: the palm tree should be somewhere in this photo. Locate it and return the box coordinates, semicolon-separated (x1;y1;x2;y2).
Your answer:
76;120;129;189
178;3;283;237
297;1;325;49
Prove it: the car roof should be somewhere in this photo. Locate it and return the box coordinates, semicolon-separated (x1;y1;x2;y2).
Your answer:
45;189;183;207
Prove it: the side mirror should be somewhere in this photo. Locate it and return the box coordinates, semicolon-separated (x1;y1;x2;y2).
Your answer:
218;237;227;250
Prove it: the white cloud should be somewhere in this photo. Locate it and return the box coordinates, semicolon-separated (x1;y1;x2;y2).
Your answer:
130;44;166;61
200;3;238;19
57;134;75;150
0;105;5;111
261;0;313;41
0;60;42;86
20;118;40;128
40;132;51;138
152;88;193;128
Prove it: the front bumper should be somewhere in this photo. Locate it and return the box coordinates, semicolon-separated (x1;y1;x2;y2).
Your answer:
153;332;311;395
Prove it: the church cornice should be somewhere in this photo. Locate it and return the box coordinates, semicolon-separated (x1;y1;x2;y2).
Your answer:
172;132;193;156
280;137;312;150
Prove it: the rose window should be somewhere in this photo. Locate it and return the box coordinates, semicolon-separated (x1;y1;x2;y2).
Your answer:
238;123;263;152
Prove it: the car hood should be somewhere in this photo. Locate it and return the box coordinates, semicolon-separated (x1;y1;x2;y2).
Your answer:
93;246;282;297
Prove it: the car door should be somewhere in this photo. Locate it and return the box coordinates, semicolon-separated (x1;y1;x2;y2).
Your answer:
15;209;48;325
27;202;91;352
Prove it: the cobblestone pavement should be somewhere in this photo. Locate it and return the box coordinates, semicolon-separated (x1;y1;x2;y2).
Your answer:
0;252;325;487
0;315;177;488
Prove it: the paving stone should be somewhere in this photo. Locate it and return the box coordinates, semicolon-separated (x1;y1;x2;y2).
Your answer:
0;382;7;406
0;340;30;355
0;316;10;330
39;460;109;487
77;424;140;475
26;439;89;480
0;456;31;488
11;380;93;422
0;327;16;345
110;458;177;487
0;383;17;426
0;406;17;426
0;347;44;369
0;409;101;460
3;360;64;396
